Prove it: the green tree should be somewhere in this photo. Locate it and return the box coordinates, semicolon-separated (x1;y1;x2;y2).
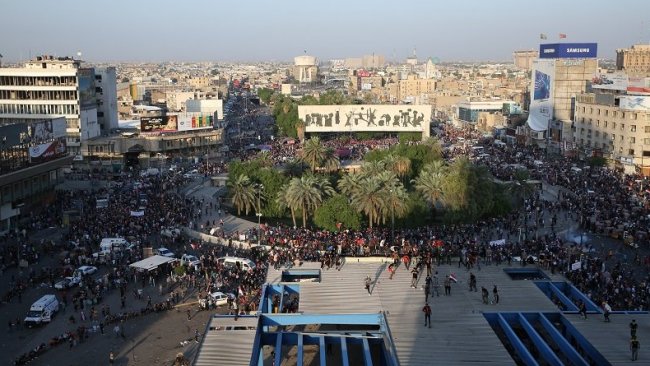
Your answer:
276;184;297;228
229;174;255;215
321;148;341;173
257;88;273;104
286;175;335;227
313;194;362;231
509;169;535;205
301;137;327;172
414;162;447;209
351;177;384;228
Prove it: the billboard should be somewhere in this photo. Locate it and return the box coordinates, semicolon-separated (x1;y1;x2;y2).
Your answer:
140;116;178;133
527;59;555;132
592;72;628;91
176;113;215;131
29;117;67;142
619;96;650;111
533;70;551;100
539;43;597;59
628;77;650;94
0;123;29;148
29;138;67;164
298;105;431;134
78;68;97;108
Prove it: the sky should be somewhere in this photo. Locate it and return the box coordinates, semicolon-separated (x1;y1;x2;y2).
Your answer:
1;0;649;63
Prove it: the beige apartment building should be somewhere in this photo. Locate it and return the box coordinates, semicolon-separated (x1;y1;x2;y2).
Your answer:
616;44;650;76
513;50;539;71
574;92;650;175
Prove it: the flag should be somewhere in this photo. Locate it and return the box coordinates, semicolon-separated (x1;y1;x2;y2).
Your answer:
559;33;567;39
540;33;547;40
449;273;458;283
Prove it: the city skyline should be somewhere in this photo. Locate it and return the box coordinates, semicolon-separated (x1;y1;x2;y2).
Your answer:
1;0;649;63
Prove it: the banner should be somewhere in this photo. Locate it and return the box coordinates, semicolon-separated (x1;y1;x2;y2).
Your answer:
571;261;582;271
591;72;628;91
140;115;177;133
299;105;431;134
30;118;67;142
527;59;555;132
176;113;215;131
29;138;67;164
628;77;650;94
130;210;145;217
489;239;506;246
619;96;650;111
539;43;597;59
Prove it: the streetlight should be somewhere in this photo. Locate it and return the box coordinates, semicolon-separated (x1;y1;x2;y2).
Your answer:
389;189;395;244
255;184;264;245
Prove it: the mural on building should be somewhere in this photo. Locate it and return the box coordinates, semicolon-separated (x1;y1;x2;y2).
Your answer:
298;105;430;134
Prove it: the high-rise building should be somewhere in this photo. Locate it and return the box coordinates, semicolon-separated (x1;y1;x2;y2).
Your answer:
0;55;106;154
513;50;539;71
616;44;650;76
94;67;119;132
527;43;598;144
292;55;318;83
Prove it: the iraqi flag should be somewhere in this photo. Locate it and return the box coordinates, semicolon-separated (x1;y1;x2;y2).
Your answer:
449;273;458;283
238;286;245;297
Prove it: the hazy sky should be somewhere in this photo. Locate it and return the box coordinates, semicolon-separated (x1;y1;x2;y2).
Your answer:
1;0;648;63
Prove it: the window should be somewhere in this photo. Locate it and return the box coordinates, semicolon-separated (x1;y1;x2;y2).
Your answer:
630;137;636;143
644;138;650;145
646;126;650;133
631;125;637;132
604;121;608;128
622;112;626;118
621;123;625;131
596;120;600;127
629;149;635;155
612;122;617;129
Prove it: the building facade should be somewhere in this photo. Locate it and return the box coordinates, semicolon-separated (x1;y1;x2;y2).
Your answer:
292;56;318;83
616;44;650;77
574;92;650;175
0;56;106;154
95;67;119;132
513;50;539;71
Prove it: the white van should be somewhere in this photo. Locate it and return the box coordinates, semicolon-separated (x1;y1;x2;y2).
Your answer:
24;294;59;327
100;238;128;253
217;257;255;271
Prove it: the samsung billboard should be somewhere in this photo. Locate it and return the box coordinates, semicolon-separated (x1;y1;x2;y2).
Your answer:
539;43;597;59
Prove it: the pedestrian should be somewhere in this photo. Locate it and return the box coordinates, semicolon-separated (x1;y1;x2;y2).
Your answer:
578;301;587;320
195;329;200;343
432;272;440;297
602;301;611;322
424;275;431;299
113;324;120;338
631;319;639;338
411;267;418;288
444;277;451;296
364;276;372;295
481;287;489;304
469;272;477;292
492;285;499;304
422;302;432;328
187;308;192;320
631;336;640;361
100;321;105;335
109;351;115;365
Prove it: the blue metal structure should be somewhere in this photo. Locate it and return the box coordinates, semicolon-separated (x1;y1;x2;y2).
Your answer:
484;312;610;366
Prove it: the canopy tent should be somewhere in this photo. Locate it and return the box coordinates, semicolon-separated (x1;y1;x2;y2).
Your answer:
129;255;177;271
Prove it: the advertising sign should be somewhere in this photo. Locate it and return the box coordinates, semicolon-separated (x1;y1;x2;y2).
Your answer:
140;116;178;133
357;70;371;78
628;77;650;94
361;83;372;91
592;72;628;91
527;59;555;132
539;43;597;59
176;113;215;131
619;96;650;111
29;117;67;142
29;138;67;164
298;105;431;134
78;68;97;108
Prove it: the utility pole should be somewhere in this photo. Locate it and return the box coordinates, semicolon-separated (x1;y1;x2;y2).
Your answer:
256;184;264;246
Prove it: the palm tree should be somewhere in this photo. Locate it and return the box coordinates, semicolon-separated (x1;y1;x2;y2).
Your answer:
283;159;307;177
229;174;255;216
393;156;412;180
286;175;335;227
352;177;384;228
276;185;297;228
414;167;446;208
338;173;363;197
301;137;326;172
381;184;409;227
321;148;340;173
422;137;443;158
360;160;386;178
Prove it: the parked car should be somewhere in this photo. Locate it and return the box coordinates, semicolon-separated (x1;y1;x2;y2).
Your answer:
54;277;81;290
199;291;234;308
181;254;201;267
155;247;175;258
161;227;181;238
74;266;98;277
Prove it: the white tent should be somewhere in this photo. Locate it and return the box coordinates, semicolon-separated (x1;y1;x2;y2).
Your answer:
129;255;177;271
